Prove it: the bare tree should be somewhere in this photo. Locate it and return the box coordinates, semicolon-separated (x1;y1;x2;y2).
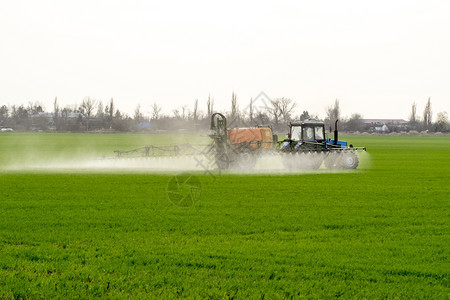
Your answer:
173;109;181;120
0;105;8;125
53;97;59;131
114;109;122;119
206;95;214;116
96;101;104;119
346;113;363;131
27;102;44;115
423;97;432;129
134;104;143;122
249;98;253;123
103;98;114;129
81;97;97;131
230;92;239;121
409;102;418;127
182;105;189;120
276;97;296;123
434;111;449;132
10;105;29;129
268;98;281;125
193;99;199;122
326;99;340;124
104;102;109;116
173;105;189;120
300;111;310;121
151;102;162;120
256;111;270;125
60;106;71;131
109;98;114;121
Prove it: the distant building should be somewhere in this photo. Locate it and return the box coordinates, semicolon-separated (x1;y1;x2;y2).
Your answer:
30;111;86;131
138;122;151;128
361;119;408;133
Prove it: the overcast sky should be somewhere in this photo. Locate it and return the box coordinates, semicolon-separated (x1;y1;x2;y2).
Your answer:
0;0;449;120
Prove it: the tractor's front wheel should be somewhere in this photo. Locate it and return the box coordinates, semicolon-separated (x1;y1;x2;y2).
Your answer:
305;152;324;169
324;152;340;169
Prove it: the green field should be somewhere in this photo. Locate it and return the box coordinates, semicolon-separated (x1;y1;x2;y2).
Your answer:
0;133;448;298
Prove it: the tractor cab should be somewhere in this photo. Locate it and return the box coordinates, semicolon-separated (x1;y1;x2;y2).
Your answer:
280;120;327;153
289;120;325;142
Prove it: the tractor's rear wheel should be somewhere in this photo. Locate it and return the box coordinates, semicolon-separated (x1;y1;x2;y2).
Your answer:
215;152;231;170
324;151;359;169
340;152;359;169
233;149;257;169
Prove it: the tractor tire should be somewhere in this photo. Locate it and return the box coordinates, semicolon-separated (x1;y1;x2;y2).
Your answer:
233;149;257;169
281;153;295;169
306;152;324;169
215;152;231;170
289;152;316;170
295;152;311;169
324;152;340;169
340;152;359;169
293;152;308;170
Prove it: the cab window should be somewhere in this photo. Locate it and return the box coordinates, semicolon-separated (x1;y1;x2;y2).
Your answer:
314;126;324;140
291;126;302;141
302;127;314;140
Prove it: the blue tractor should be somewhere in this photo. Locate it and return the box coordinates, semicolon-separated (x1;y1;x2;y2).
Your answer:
280;119;366;169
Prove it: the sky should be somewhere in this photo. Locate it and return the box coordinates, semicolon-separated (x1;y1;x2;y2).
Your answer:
0;0;449;120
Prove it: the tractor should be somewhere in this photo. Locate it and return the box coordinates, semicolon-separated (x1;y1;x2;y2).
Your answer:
280;119;365;169
210;113;365;170
111;113;366;171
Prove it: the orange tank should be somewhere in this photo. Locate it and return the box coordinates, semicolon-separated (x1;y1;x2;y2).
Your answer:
259;128;273;149
227;128;273;149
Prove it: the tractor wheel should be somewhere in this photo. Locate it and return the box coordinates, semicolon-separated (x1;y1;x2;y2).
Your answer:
340;152;359;169
291;152;318;170
295;152;311;169
281;153;295;169
233;149;257;169
311;152;324;169
324;152;340;169
215;152;231;170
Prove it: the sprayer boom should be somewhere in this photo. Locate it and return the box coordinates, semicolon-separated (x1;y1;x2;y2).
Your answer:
109;113;366;170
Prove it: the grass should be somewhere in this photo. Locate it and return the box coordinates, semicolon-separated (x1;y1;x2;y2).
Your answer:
0;133;448;298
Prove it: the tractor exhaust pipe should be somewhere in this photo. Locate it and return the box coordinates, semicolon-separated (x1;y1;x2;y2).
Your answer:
334;120;339;145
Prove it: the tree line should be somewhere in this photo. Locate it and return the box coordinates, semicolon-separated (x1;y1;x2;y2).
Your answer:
0;94;448;133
